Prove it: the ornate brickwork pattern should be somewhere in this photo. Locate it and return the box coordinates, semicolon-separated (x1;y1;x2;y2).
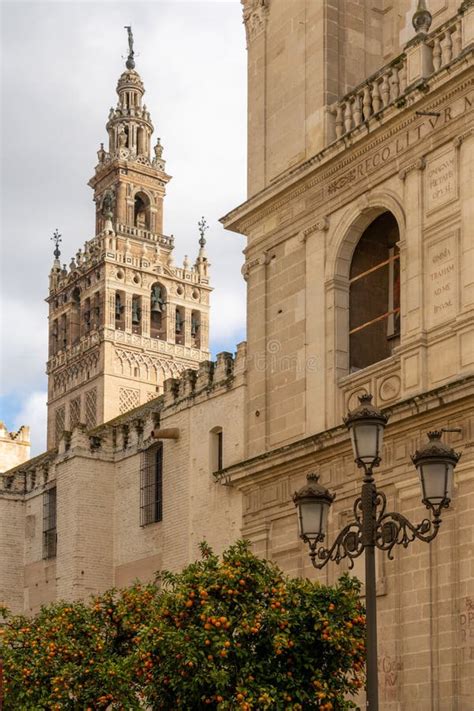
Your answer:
113;346;186;381
55;406;65;446
69;397;81;430
85;388;97;430
119;387;140;414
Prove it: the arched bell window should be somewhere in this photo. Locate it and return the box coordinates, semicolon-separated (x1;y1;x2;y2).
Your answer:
134;191;151;230
70;287;81;345
349;212;400;372
83;297;91;334
191;310;201;348
115;290;125;331
150;283;167;340
132;295;142;335
175;307;184;345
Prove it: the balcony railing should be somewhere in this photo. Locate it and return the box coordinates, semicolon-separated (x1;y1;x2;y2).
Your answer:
115;223;174;248
328;5;471;142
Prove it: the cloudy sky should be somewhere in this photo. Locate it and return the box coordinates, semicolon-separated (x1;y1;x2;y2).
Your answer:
0;0;247;454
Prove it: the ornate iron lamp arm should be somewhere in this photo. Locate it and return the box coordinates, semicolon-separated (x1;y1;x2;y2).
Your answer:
307;495;365;570
373;489;445;559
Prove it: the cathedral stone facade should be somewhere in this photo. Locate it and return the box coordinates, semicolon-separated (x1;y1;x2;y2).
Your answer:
1;2;474;709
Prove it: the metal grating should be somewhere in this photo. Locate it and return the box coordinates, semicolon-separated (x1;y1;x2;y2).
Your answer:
43;487;57;559
140;444;163;526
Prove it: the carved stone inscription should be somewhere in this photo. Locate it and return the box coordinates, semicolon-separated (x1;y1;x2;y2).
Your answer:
426;148;457;213
326;92;472;196
427;234;456;326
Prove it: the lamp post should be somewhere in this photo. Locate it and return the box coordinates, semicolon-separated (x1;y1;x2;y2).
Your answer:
293;393;461;711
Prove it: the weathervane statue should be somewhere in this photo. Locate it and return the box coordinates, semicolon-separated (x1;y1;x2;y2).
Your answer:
51;229;62;260
198;216;209;248
124;25;135;69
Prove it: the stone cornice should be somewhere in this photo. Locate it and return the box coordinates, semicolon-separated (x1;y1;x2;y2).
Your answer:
221;65;473;235
214;375;474;488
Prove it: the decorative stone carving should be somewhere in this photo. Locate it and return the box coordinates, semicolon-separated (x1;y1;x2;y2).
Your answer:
85;388;97;430
379;375;401;402
398;157;426;181
425;147;457;213
299;216;330;243
119;387;140;414
54;406;66;447
242;0;269;44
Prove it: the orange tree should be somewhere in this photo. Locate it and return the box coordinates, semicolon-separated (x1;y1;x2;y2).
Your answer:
0;583;158;710
137;541;365;710
1;541;365;710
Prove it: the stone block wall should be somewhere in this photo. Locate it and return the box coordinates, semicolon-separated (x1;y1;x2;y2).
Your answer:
0;348;246;612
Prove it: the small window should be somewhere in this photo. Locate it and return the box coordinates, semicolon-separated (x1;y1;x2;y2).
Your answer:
140;444;163;526
43;487;57;559
210;427;223;473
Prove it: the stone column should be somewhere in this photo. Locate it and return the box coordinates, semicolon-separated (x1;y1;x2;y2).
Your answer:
184;308;191;348
167;303;176;344
398;158;427;396
141;297;150;338
304;218;329;433
107;289;115;329
125;293;132;333
243;253;268;457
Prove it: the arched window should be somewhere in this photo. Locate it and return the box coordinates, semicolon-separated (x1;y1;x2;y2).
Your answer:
83;297;91;334
150;283;167;340
50;319;59;355
210;427;223;473
131;295;142;335
349;212;400;372
175;307;184;345
60;314;68;350
134;192;150;229
115;290;125;331
70;287;81;345
191;310;201;348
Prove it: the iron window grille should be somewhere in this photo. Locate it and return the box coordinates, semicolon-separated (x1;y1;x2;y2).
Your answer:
43;487;57;559
140;444;163;526
217;430;223;471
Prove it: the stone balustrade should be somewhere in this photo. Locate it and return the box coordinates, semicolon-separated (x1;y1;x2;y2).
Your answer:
115;223;173;247
329;4;472;142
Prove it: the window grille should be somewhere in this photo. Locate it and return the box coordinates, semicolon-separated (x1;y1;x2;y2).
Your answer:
43;487;57;559
217;430;223;471
140;444;163;526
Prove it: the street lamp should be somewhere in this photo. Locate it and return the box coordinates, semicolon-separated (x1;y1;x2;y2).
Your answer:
293;393;461;711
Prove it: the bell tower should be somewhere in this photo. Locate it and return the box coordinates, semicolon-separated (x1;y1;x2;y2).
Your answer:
46;29;211;449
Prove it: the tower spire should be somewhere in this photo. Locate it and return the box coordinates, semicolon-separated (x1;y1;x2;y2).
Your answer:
196;216;210;278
